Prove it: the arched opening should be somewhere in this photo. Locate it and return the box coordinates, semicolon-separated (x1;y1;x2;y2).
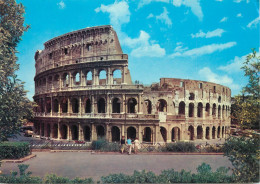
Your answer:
53;99;59;113
189;103;194;117
54;74;60;88
84;126;91;141
217;126;220;138
222;126;225;138
41;123;44;136
158;99;167;112
63;73;69;87
212;103;216;117
144;100;152;114
96;125;105;138
205;103;210;117
189;93;195;100
85;98;91;113
48;76;52;86
160;127;167;142
206;127;210;140
98;98;106;113
86;71;92;85
112;98;121;113
143;127;152;142
72;98;79;113
46;98;51;113
218;96;221;103
212;126;216;139
127;126;136;140
128;98;137;113
61;124;68;139
73;72;80;86
197;126;203;139
111;126;120;142
197;102;203;117
61;98;68;113
171;127;180;141
113;69;122;84
47;124;51;137
178;101;185;115
218;105;221;119
188;125;194;140
222;105;225;119
52;124;58;138
71;125;78;140
99;70;106;85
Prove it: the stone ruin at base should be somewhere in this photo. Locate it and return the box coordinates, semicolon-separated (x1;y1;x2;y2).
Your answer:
33;25;231;143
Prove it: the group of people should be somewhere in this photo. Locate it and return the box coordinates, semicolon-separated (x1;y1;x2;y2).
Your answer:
120;136;141;155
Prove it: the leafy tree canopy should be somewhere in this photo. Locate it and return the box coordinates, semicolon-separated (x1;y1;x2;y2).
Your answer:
0;0;34;141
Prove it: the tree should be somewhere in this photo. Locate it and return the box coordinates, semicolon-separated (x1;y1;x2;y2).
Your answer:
231;49;260;129
0;0;33;141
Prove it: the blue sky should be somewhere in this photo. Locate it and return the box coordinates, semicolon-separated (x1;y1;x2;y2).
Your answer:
16;0;259;100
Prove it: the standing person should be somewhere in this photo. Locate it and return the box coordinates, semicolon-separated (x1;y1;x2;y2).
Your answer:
134;138;140;154
120;136;126;154
127;137;132;155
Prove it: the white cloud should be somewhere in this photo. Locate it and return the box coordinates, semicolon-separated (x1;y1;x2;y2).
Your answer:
199;67;240;90
156;7;172;27
147;13;154;19
138;0;169;9
220;17;228;22
172;0;203;21
191;29;225;38
57;1;65;9
236;13;242;18
218;55;246;73
174;42;188;52
247;16;260;28
123;31;166;57
95;1;130;31
170;42;237;58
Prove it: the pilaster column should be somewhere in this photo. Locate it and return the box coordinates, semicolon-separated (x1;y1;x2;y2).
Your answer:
80;70;85;87
121;124;125;137
138;125;142;141
68;98;71;113
67;124;71;140
138;94;142;114
107;67;112;85
91;95;95;114
194;126;197;140
202;126;206;140
185;106;189;118
58;122;61;139
209;126;212;140
194;105;198;118
91;123;95;141
122;66;126;84
79;97;82;116
106;94;110;114
79;123;83;141
106;124;109;141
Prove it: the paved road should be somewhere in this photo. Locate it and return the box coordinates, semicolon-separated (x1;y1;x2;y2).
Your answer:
1;152;233;181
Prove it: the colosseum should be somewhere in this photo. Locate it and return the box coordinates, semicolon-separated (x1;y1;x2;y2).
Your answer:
33;25;231;143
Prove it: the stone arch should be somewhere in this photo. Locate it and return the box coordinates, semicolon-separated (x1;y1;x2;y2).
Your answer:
96;125;105;138
158;99;167;112
205;103;210;117
112;69;122;84
127;126;136;140
222;126;225;138
206;127;210;140
83;125;91;141
85;98;91;113
212;126;216;139
99;69;107;85
71;98;79;113
53;99;59;113
98;98;106;113
217;126;220;138
218;105;221;119
189;93;195;100
188;125;194;140
63;73;69;87
60;124;68;139
197;126;203;139
222;105;225;119
143;127;152;142
160;126;167;142
178;101;185;115
212;103;216;117
128;98;137;113
171;127;180;141
52;124;58;138
111;126;120;142
71;125;78;140
86;71;93;85
144;99;152;114
112;97;121;113
46;97;51;113
218;96;221;103
189;103;194;117
47;124;51;137
197;102;203;118
61;98;68;113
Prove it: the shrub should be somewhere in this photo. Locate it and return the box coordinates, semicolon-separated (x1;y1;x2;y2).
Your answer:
91;138;107;150
0;142;30;159
165;142;196;152
91;139;120;152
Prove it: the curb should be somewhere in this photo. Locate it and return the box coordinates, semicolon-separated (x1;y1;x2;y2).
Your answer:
50;150;92;153
91;152;224;155
1;154;36;163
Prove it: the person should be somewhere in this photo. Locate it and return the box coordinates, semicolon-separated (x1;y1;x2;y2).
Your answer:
126;137;132;155
133;138;141;154
120;136;126;154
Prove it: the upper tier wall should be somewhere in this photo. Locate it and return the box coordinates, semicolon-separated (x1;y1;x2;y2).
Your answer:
34;25;124;75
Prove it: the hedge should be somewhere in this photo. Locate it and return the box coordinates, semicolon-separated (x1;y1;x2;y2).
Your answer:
0;142;30;159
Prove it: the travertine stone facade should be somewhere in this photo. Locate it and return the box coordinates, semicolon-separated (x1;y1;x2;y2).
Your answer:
33;25;231;143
